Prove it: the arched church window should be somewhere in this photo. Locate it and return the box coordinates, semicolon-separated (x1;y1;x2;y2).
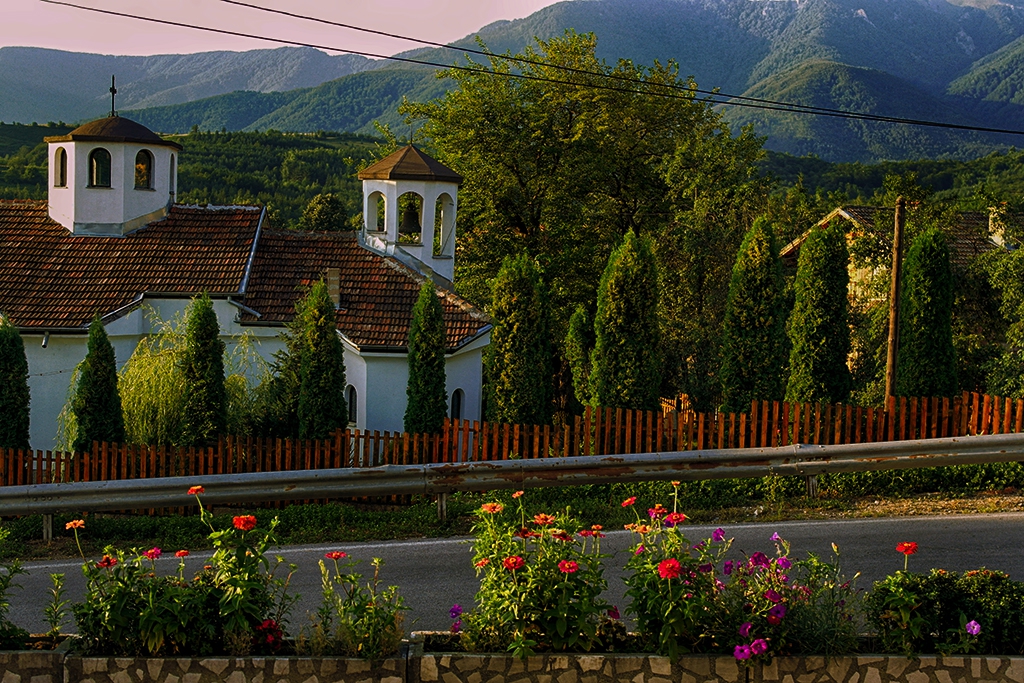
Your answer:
135;150;153;189
54;147;67;187
88;148;111;188
347;385;358;425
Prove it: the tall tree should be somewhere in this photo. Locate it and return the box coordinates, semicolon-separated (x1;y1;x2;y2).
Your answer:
178;293;227;446
485;255;552;425
298;280;348;439
405;281;448;433
300;193;349;232
0;315;30;451
719;217;787;413
786;222;852;404
590;230;661;411
895;229;957;397
72;314;125;450
564;303;595;409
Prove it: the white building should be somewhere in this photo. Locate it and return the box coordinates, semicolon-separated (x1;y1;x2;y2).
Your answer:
0;115;489;450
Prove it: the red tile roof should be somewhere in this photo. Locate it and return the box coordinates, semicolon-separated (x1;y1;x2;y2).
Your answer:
0;200;261;329
0;200;489;351
242;230;489;351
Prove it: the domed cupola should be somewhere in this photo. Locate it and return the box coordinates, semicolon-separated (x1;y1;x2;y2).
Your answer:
44;114;182;235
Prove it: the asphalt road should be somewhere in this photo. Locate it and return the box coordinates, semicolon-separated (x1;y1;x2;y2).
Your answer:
9;512;1024;635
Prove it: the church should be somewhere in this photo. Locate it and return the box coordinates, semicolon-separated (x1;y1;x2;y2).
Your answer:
0;112;490;450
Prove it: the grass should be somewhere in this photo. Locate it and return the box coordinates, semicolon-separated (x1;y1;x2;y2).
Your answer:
6;462;1024;561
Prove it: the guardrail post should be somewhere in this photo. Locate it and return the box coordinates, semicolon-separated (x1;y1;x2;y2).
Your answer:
805;475;818;497
42;514;53;543
437;493;448;522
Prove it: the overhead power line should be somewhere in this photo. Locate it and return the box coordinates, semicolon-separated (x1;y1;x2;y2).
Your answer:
38;0;1024;136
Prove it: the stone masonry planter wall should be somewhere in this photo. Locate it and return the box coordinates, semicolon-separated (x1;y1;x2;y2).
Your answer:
62;655;405;683
1;649;1023;683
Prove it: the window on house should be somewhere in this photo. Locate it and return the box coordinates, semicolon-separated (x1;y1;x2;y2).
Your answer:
88;148;111;188
347;385;357;425
169;155;176;196
450;388;464;421
54;147;67;187
135;150;153;189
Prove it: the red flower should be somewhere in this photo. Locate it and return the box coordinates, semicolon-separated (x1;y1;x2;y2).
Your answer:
648;504;668;519
512;490;525;499
658;558;681;579
558;560;579;574
96;555;117;569
187;486;205;495
514;527;539;539
175;550;190;558
503;555;525;571
896;542;918;556
233;515;257;531
621;497;637;507
533;513;556;526
325;551;347;560
664;512;687;526
480;502;504;514
474;558;490;568
671;481;681;487
552;530;574;542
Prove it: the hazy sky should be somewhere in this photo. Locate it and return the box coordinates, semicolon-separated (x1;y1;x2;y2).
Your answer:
4;0;563;57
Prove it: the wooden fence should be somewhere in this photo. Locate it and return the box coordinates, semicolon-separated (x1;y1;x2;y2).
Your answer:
2;391;1022;490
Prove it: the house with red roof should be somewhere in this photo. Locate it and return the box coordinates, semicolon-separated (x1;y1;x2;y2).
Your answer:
0;115;489;449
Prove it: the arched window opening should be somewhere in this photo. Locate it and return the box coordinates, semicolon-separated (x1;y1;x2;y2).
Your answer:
433;193;455;257
88;148;111;188
347;385;358;425
54;147;67;187
367;191;385;231
450;389;464;421
169;155;176;196
135;149;153;189
397;192;423;244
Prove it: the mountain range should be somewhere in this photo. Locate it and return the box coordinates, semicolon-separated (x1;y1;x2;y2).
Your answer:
5;0;1024;162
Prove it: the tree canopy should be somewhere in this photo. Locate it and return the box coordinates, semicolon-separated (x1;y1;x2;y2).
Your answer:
72;315;125;451
405;281;448;433
0;315;30;451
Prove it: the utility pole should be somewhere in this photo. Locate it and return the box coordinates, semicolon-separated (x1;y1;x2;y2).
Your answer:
884;197;906;400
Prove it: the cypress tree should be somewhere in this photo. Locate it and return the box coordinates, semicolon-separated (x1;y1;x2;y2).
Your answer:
590;230;661;411
485;254;552;425
178;293;227;446
895;229;957;398
298;280;348;439
72;314;125;451
785;222;851;404
720;217;787;413
0;315;30;451
564;304;595;409
404;281;448;433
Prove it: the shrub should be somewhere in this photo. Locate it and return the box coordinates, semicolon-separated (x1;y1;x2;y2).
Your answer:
71;315;125;451
462;495;611;657
0;315;30;451
405;281;447;433
179;293;228;447
297;280;348;439
299;554;406;658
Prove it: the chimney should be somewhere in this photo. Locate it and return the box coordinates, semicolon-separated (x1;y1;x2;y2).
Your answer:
327;267;341;310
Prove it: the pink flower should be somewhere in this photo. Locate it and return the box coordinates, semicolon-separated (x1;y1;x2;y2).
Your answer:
712;528;726;542
607;606;620;620
776;557;792;570
739;622;752;637
621;497;637;507
734;644;752;660
764;589;782;603
143;547;162;560
325;551;347;560
750;638;768;655
558;560;579;574
634;545;645;555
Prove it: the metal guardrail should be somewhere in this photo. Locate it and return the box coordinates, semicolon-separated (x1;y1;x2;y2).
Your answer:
2;432;1024;516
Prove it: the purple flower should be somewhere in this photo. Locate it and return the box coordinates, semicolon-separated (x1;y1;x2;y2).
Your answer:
776;557;792;570
698;563;713;573
635;545;645;555
712;528;726;543
739;622;752;637
734;644;752;660
608;606;621;620
764;589;782;604
966;620;981;636
750;552;770;568
770;532;781;542
693;542;706;551
723;560;734;575
767;603;787;625
750;638;768;655
449;604;463;620
450;620;462;634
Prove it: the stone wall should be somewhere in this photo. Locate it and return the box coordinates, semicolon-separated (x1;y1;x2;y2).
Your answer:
0;647;1021;683
62;655;405;683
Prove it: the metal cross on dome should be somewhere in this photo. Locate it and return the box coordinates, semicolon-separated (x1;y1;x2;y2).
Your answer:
109;75;117;117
